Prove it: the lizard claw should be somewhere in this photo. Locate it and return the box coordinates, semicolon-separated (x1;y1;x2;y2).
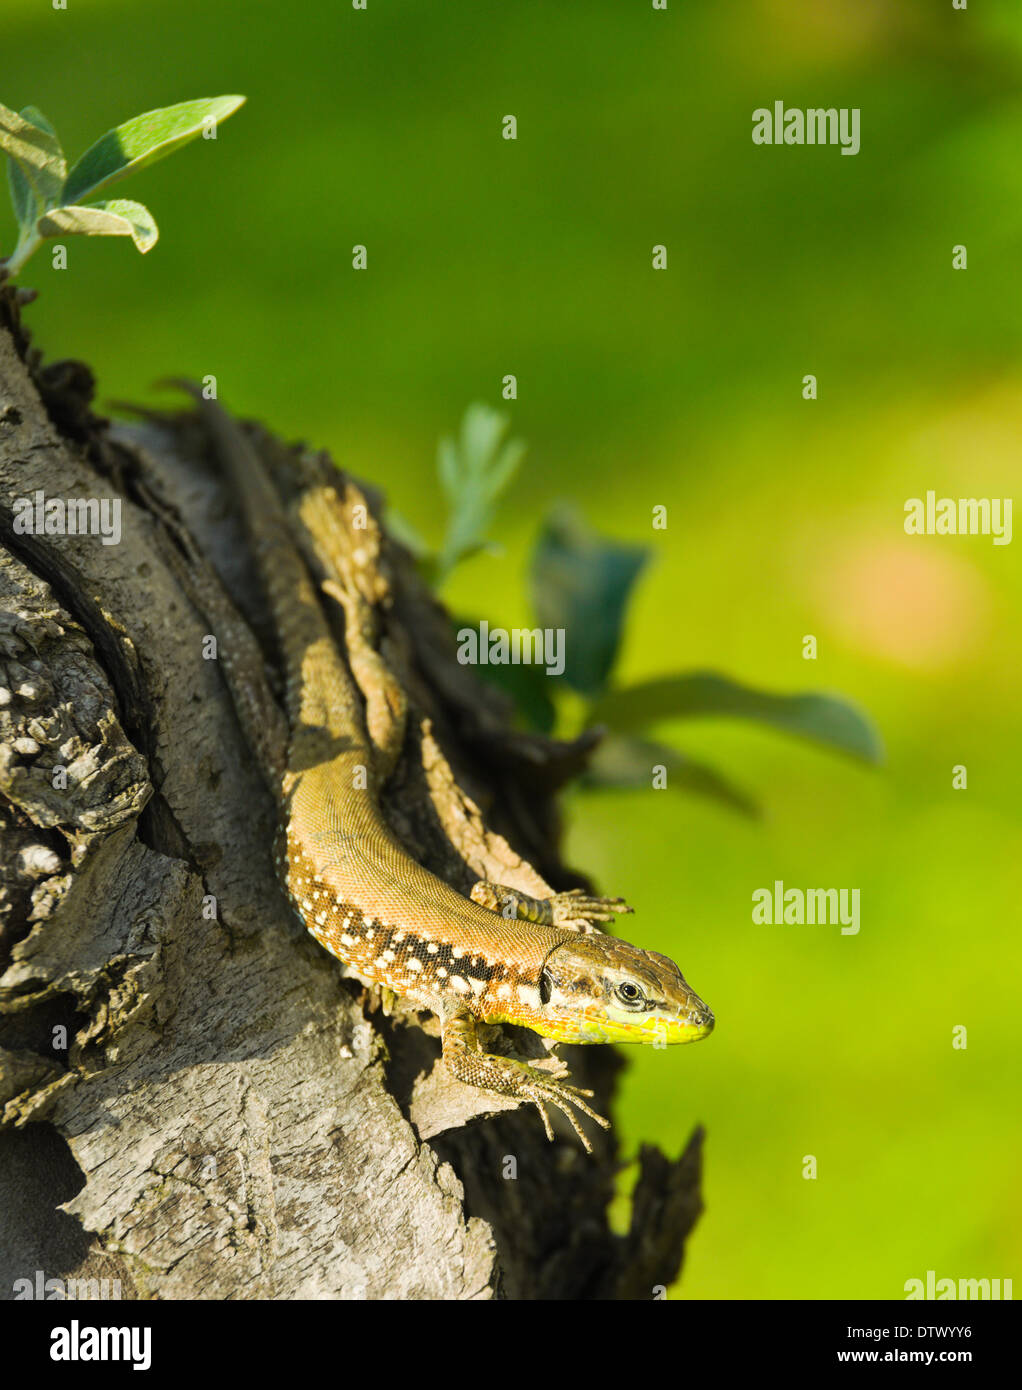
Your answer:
518;1070;611;1153
547;889;634;926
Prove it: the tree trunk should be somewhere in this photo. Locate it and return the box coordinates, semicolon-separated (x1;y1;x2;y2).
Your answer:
0;284;702;1301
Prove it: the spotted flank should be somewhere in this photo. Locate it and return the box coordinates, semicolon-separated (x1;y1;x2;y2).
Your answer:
278;832;543;1013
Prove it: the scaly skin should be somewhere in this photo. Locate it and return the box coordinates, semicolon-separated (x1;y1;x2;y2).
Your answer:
178;389;714;1151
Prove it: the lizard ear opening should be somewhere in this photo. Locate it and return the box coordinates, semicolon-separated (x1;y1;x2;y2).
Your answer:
539;969;552;1005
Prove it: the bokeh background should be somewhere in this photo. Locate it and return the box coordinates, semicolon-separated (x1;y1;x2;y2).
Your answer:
6;0;1020;1299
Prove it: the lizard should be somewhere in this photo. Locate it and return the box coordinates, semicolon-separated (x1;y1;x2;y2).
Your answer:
163;388;715;1152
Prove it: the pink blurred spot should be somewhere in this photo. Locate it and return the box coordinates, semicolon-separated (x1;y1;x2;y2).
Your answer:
818;539;990;671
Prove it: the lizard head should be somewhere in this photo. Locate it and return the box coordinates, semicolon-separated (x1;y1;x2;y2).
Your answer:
534;934;714;1046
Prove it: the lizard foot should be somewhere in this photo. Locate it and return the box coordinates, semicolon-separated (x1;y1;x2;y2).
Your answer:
442;1013;610;1153
509;1063;611;1153
545;888;634;925
470;880;634;929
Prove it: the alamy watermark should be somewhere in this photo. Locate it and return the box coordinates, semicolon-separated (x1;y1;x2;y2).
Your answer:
904;492;1012;546
752;880;860;935
456;620;564;677
13;1268;121;1300
50;1319;151;1371
12;490;121;545
905;1270;1012;1300
752;101;860;156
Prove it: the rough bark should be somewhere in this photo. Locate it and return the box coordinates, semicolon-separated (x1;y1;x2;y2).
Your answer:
0;283;703;1300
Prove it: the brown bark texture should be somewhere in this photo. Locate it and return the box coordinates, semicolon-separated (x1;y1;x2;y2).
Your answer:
0;285;702;1300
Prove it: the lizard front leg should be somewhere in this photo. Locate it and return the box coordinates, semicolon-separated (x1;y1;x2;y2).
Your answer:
470;880;633;931
440;1010;610;1153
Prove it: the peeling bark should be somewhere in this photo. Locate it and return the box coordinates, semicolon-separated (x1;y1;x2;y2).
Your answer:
0;284;703;1300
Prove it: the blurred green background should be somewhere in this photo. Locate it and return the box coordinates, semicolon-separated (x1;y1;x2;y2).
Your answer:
5;0;1020;1299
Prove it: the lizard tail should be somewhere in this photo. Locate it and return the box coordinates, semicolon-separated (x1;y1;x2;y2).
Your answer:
169;382;364;753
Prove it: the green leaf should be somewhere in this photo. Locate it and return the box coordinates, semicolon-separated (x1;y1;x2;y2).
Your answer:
6;107;60;235
19;107;57;138
590;672;884;763
62;95;245;205
435;403;525;584
582;734;759;817
37;199;159;253
0;100;66;209
7;156;34;236
530;506;649;699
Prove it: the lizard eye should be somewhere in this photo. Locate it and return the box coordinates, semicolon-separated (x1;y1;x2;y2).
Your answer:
540;969;552;1005
615;980;645;1009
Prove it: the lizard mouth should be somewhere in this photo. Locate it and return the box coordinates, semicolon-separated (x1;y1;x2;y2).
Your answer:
575;1000;715;1046
683;1006;714;1041
650;1002;714;1044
